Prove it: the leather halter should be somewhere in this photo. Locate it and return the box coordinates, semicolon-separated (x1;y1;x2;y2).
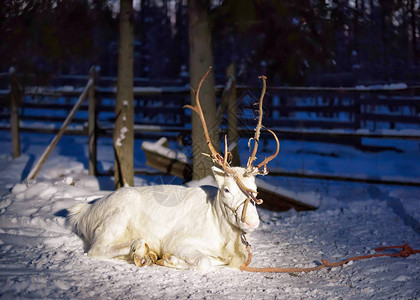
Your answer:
223;197;255;223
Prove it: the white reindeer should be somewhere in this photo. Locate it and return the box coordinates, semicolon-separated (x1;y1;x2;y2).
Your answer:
69;70;279;270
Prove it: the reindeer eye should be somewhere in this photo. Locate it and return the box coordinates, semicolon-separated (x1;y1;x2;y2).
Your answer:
224;188;230;194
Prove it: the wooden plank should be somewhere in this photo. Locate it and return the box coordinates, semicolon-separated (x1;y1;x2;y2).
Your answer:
142;147;193;181
236;85;420;93
96;86;191;97
268;170;420;187
22;102;91;111
0;125;87;135
270;105;355;113
360;113;420;123
21;101;187;113
263;118;356;129
258;128;420;140
361;97;420;106
24;89;87;97
16;115;88;124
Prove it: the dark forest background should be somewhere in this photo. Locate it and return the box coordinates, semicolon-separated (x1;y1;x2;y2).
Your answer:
1;0;419;86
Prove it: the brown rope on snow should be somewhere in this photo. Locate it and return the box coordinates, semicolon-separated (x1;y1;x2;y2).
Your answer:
240;243;420;273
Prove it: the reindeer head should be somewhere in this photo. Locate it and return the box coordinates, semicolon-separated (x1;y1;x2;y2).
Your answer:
212;166;259;232
185;67;279;233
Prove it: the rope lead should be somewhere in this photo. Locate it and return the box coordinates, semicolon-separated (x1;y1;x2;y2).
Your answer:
240;243;420;273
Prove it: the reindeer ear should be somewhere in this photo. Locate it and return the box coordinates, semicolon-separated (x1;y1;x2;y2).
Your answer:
211;166;225;187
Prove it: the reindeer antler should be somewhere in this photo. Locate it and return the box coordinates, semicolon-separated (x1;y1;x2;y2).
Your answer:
184;67;224;166
246;76;280;176
184;67;262;205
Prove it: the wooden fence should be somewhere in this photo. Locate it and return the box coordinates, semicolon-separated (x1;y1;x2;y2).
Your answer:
2;73;419;138
1;68;420;183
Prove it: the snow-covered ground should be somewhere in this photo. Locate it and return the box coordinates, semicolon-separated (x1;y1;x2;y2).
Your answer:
0;131;419;299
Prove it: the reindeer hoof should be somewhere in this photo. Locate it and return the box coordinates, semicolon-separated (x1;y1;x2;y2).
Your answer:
131;240;158;267
134;251;158;267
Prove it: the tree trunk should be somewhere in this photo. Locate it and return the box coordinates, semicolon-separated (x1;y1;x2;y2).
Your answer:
114;0;134;189
88;66;98;176
10;70;21;159
188;0;218;180
410;0;417;65
225;63;240;166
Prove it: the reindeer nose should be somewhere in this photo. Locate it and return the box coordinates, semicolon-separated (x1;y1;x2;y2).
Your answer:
244;214;260;229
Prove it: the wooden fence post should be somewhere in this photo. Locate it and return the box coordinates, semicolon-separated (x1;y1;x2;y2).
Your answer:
353;93;362;148
10;68;22;158
88;66;98;176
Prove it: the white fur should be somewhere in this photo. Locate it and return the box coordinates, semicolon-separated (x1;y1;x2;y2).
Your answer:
68;167;260;270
